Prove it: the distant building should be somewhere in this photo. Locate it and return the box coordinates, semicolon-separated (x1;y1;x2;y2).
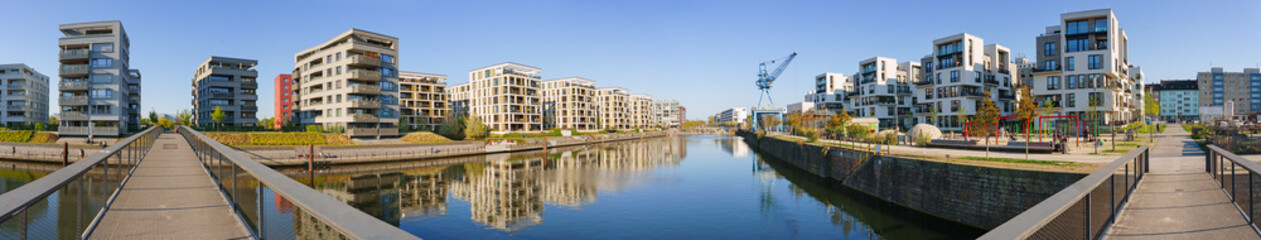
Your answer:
1157;80;1197;121
804;72;852;114
678;106;686;125
1197;67;1260;116
273;74;294;129
852;57;916;130
595;87;630;130
715;107;748;125
629;94;652;129
542;77;597;130
192;56;259;126
291;29;401;137
399;71;448;131
651;99;680;128
786;101;813;114
0;64;50;125
453;63;543;132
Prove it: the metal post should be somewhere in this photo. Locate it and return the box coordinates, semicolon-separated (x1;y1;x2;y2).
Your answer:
232;165;237;212
308;144;314;187
1084;193;1091;239
1231;162;1237;201
19;209;27;240
63;142;69;166
258;184;265;239
1251;173;1255;223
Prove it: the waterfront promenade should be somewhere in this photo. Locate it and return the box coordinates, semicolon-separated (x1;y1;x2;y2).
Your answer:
90;133;250;239
1105;125;1260;239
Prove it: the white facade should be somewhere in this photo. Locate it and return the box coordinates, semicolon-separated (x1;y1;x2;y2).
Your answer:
1030;9;1138;125
651;99;680;128
715;107;748;125
457;62;543;132
805;72;851;114
541;77;597;130
915;33;1017;131
291;29;401;137
786;101;814;114
850;57;916;130
0;64;50;125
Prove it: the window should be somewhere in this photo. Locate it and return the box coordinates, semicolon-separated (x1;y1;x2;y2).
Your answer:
1067;76;1076;89
1094;19;1108;32
208;76;231;81
950;71;959;82
92;43;114;53
1066;20;1090;34
336;52;342;61
335;66;342;75
90;89;113;98
1044;43;1056;56
1066;57;1075;71
381;54;395;64
1066;38;1088;52
1089;92;1103;106
91;105;112;114
1088;55;1101;69
90;59;112;67
1067;93;1076;107
1047;76;1060;90
91;74;113;83
1045;60;1058;70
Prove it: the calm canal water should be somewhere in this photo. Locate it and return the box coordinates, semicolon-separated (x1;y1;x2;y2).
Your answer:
0;135;983;239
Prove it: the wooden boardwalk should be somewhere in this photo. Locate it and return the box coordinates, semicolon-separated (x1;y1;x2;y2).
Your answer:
1106;126;1260;239
90;133;250;239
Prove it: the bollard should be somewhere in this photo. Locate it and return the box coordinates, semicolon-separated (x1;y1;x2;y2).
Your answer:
308;144;315;187
62;143;69;166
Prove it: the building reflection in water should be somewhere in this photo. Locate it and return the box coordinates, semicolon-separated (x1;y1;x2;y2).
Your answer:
309;137;686;232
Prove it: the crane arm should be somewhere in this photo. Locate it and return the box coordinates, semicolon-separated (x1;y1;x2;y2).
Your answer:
764;52;797;84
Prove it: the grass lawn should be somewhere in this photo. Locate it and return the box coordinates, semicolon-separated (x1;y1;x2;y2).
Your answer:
960;156;1077;166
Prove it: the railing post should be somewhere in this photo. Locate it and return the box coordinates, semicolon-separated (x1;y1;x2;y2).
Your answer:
19;208;27;240
1085;193;1092;239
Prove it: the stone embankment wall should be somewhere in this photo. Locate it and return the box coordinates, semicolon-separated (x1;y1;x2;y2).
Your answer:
739;131;1083;229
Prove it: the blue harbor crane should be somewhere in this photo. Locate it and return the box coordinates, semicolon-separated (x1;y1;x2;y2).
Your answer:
750;52;797;131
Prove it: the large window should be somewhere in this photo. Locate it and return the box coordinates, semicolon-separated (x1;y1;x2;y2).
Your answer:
1066;38;1089;52
950;71;958;83
92;43;114;53
1066;57;1075;71
1067;76;1076;89
1066;20;1090;34
1044;43;1056;56
91;74;113;83
208;75;231;81
1045;60;1058;70
90;59;112;67
381;54;395;64
1067;93;1076;107
90;89;113;98
1088;55;1101;69
1094;19;1108;32
1047;76;1060;90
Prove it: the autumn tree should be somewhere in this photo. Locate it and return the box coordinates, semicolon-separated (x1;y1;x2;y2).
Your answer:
211;106;225;128
978;91;1002;158
1013;85;1040;159
463;115;489;139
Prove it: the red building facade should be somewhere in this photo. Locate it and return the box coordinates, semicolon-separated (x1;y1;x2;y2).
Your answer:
273;74;294;129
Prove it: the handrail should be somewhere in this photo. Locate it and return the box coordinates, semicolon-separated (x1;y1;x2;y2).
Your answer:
0;126;162;238
177;126;418;239
981;145;1149;239
1205;144;1261;231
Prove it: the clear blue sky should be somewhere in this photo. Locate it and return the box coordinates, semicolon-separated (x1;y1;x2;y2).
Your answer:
0;0;1257;119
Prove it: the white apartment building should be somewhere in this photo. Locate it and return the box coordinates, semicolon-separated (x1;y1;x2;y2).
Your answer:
0;64;50;125
399;71;448;131
714;107;748;125
850;57;916;130
541;77;598;131
595;87;630;130
915;33;1017;130
786;102;813;114
291;29;400;137
804;72;852;114
629;94;652;129
58;21;140;137
1030;9;1139;125
457;62;543;132
651;99;680;128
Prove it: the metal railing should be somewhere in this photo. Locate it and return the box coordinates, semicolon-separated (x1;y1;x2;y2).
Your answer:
980;146;1149;240
0;126;161;239
177;126;417;239
1206;145;1261;231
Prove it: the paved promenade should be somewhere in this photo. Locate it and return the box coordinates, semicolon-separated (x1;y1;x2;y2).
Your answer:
91;133;250;239
1105;125;1259;239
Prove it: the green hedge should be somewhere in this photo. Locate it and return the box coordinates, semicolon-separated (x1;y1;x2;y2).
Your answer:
247;132;326;146
0;131;34;143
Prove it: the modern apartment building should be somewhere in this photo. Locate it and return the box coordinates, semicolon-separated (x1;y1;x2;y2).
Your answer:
192;56;258;126
804;72;852;114
651;99;680;128
914;33;1017;131
1030;9;1139;125
595;87;630;130
541;77;597;131
457;62;543;132
1157;80;1198;121
714;107;748;125
291;29;401;137
0;64;50;125
273;74;294;129
851;57;916;130
58;21;139;137
629;94;652;129
1197;68;1261;116
399;71;448;131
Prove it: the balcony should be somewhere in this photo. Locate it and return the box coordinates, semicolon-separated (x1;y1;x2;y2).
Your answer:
6;105;25;111
984;75;999;85
348;84;380;94
348;69;381;81
1033;66;1062;73
346;127;398;137
999;92;1016;100
208;92;233;99
59;49;89;62
60;81;90;91
60;96;88;105
60;126;121;136
351;114;377;122
7;83;26;90
348;55;381;67
61;111;88;120
241;80;258;88
914;80;934;86
241;104;258;112
60;64;89;77
349;100;381;109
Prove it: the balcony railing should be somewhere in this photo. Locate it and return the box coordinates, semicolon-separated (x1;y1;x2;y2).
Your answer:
60;81;90;91
60;95;88;105
59;126;122;136
6;105;25;111
61;111;88;119
240;104;258;112
351;113;376;122
349;99;381;109
208;92;233;98
348;84;381;94
348;55;381;67
59;49;89;60
241;80;258;88
348;69;381;80
60;64;89;76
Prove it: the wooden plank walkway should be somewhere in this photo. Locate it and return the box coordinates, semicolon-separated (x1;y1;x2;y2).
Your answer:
90;133;250;239
1106;125;1260;239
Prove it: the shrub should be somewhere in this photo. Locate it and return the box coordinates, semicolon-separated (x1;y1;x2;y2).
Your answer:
29;132;57;144
400;132;454;144
801;128;820;143
0;131;34;143
249;132;325;146
305;125;323;133
206;133;250;145
326;125;345;133
323;134;354;145
915;133;931;146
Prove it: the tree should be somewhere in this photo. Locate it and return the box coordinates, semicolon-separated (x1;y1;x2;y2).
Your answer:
147;111;159;124
955;102;969;139
1013;85;1040;159
978;91;1002;158
829;111;853;139
258;117;274;130
48;116;58;126
1038;98;1059;139
1144;91;1160;139
463;115;489;139
157;117;174;129
760;115;781;131
784;113;803;133
438;114;465;139
211;106;225;127
177;109;194;126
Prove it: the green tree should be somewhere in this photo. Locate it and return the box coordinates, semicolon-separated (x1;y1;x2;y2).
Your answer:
177;109;194;126
978;91;1002;158
955;102;969;138
147;111;159;124
438;114;465;139
1013;85;1040;159
463;115;489;139
211;106;225;128
48;116;58;126
760;115;781;131
1144;91;1160;135
34;123;44;131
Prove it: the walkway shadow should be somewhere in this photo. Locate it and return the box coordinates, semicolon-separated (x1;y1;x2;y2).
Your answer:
1182;140;1205;157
